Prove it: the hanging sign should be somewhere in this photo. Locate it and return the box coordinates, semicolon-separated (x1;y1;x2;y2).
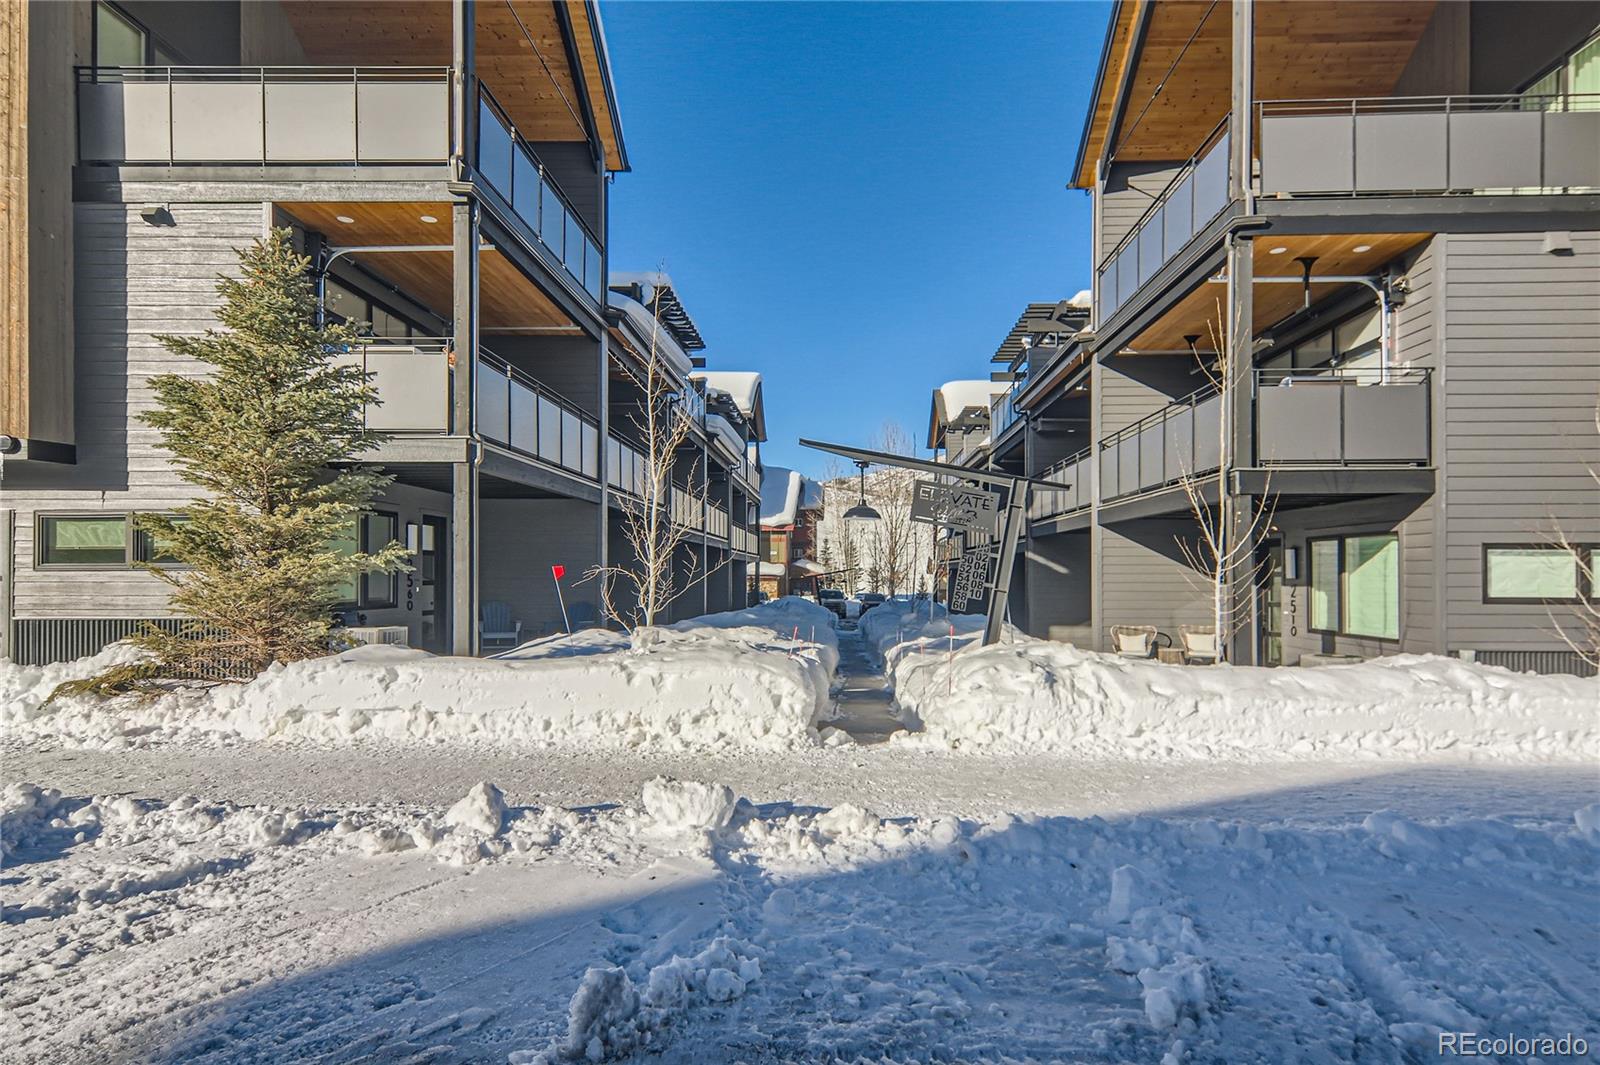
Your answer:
951;547;992;610
911;480;1000;532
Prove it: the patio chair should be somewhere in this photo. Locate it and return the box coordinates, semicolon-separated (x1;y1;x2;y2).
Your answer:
1108;625;1160;659
1179;624;1219;665
480;601;523;647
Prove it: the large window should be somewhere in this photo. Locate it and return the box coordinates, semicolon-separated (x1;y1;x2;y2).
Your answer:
1521;30;1600;109
37;513;187;568
1309;533;1400;640
1483;545;1596;603
333;511;402;608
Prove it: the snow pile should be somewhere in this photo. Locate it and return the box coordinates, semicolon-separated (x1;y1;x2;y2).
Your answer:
513;937;764;1065
641;777;738;836
859;598;987;671
890;638;1600;761
3;599;838;752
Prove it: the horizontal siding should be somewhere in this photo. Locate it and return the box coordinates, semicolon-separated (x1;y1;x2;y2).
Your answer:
5;202;266;619
1098;519;1212;639
1441;230;1600;653
1099;164;1183;261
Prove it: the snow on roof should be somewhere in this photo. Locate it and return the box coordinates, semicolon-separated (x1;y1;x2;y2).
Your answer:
759;466;821;526
607;271;705;351
939;380;1006;416
606;292;694;379
691;371;760;417
1069;289;1093;308
790;558;826;576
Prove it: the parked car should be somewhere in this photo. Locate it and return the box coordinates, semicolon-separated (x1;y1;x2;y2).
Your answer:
858;593;887;614
817;588;847;619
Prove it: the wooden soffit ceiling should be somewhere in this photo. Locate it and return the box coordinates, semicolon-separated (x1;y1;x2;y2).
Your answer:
1125;232;1429;352
1074;0;1438;187
282;0;626;171
280;201;580;333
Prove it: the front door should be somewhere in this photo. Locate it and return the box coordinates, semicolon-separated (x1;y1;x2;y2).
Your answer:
418;516;448;653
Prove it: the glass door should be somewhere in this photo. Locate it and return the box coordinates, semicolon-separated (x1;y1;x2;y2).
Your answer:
419;516;448;652
1260;540;1283;667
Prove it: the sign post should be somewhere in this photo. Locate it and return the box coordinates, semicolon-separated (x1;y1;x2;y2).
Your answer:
799;439;1066;648
551;564;571;634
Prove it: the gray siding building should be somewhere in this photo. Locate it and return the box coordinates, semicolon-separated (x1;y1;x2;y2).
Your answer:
1;0;761;664
960;0;1600;673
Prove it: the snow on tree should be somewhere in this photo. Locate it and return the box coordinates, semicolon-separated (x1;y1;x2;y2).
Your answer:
62;229;408;694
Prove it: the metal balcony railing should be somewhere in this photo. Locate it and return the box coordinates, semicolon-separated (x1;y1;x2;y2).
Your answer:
1095;367;1432;503
1097;117;1232;321
335;339;453;433
1259;93;1600;198
76;66;450;165
992;384;1023;437
477;88;604;302
1254;366;1430;465
475;348;600;479
1029;448;1093;520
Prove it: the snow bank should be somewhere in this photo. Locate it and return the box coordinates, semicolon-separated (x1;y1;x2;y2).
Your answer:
890;638;1600;761
2;598;839;752
859;599;987;671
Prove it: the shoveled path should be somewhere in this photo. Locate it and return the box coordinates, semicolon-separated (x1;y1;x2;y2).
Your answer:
828;626;903;744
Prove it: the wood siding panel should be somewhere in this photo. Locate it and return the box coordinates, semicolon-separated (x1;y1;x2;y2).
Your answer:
1440;230;1600;653
5;202;267;619
1098;519;1212;639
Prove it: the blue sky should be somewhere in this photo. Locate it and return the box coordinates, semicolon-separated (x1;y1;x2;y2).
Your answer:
602;1;1109;478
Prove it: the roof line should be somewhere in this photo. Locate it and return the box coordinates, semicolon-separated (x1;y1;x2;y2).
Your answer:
583;0;630;172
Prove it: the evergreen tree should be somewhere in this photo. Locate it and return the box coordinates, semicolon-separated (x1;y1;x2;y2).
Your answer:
71;228;407;692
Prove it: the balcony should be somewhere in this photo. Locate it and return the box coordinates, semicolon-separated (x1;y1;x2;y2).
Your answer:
992;384;1023;438
1098;119;1232;322
76;66;448;166
476;90;604;303
1259;93;1600;198
335;339;605;484
1030;449;1092;521
476;349;600;480
1098;367;1430;503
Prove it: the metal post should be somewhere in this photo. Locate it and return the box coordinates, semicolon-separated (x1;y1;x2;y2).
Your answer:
984;483;1026;646
1224;232;1256;665
1230;0;1254;211
450;0;475;182
451;199;480;656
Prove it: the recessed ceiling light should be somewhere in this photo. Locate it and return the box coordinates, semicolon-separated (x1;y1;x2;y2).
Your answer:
1268;246;1288;255
419;214;438;224
1353;244;1372;253
335;215;355;224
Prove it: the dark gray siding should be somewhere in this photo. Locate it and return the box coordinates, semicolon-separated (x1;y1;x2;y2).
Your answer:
1100;163;1184;259
6;201;266;619
1440;229;1600;653
1098;518;1212;640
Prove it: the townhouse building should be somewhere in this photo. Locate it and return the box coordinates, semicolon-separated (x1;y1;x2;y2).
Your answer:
1;0;760;663
955;0;1600;671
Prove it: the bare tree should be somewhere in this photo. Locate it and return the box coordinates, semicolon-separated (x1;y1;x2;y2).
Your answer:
1544;405;1600;668
1173;301;1277;656
585;289;718;630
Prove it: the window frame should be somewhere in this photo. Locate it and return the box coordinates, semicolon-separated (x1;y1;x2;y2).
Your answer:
1481;542;1597;605
92;1;183;67
1307;531;1402;641
34;511;191;570
359;510;402;609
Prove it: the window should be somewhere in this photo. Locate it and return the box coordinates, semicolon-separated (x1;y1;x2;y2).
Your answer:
1521;30;1600;110
1309;533;1400;640
37;513;189;568
39;515;128;566
323;277;421;339
95;3;145;66
1483;545;1596;603
133;516;188;566
332;511;401;608
94;2;181;67
1334;307;1381;374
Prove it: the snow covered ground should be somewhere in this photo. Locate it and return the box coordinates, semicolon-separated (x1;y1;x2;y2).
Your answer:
2;598;838;753
4;775;1596;1064
4;600;1598;1063
863;602;1599;763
